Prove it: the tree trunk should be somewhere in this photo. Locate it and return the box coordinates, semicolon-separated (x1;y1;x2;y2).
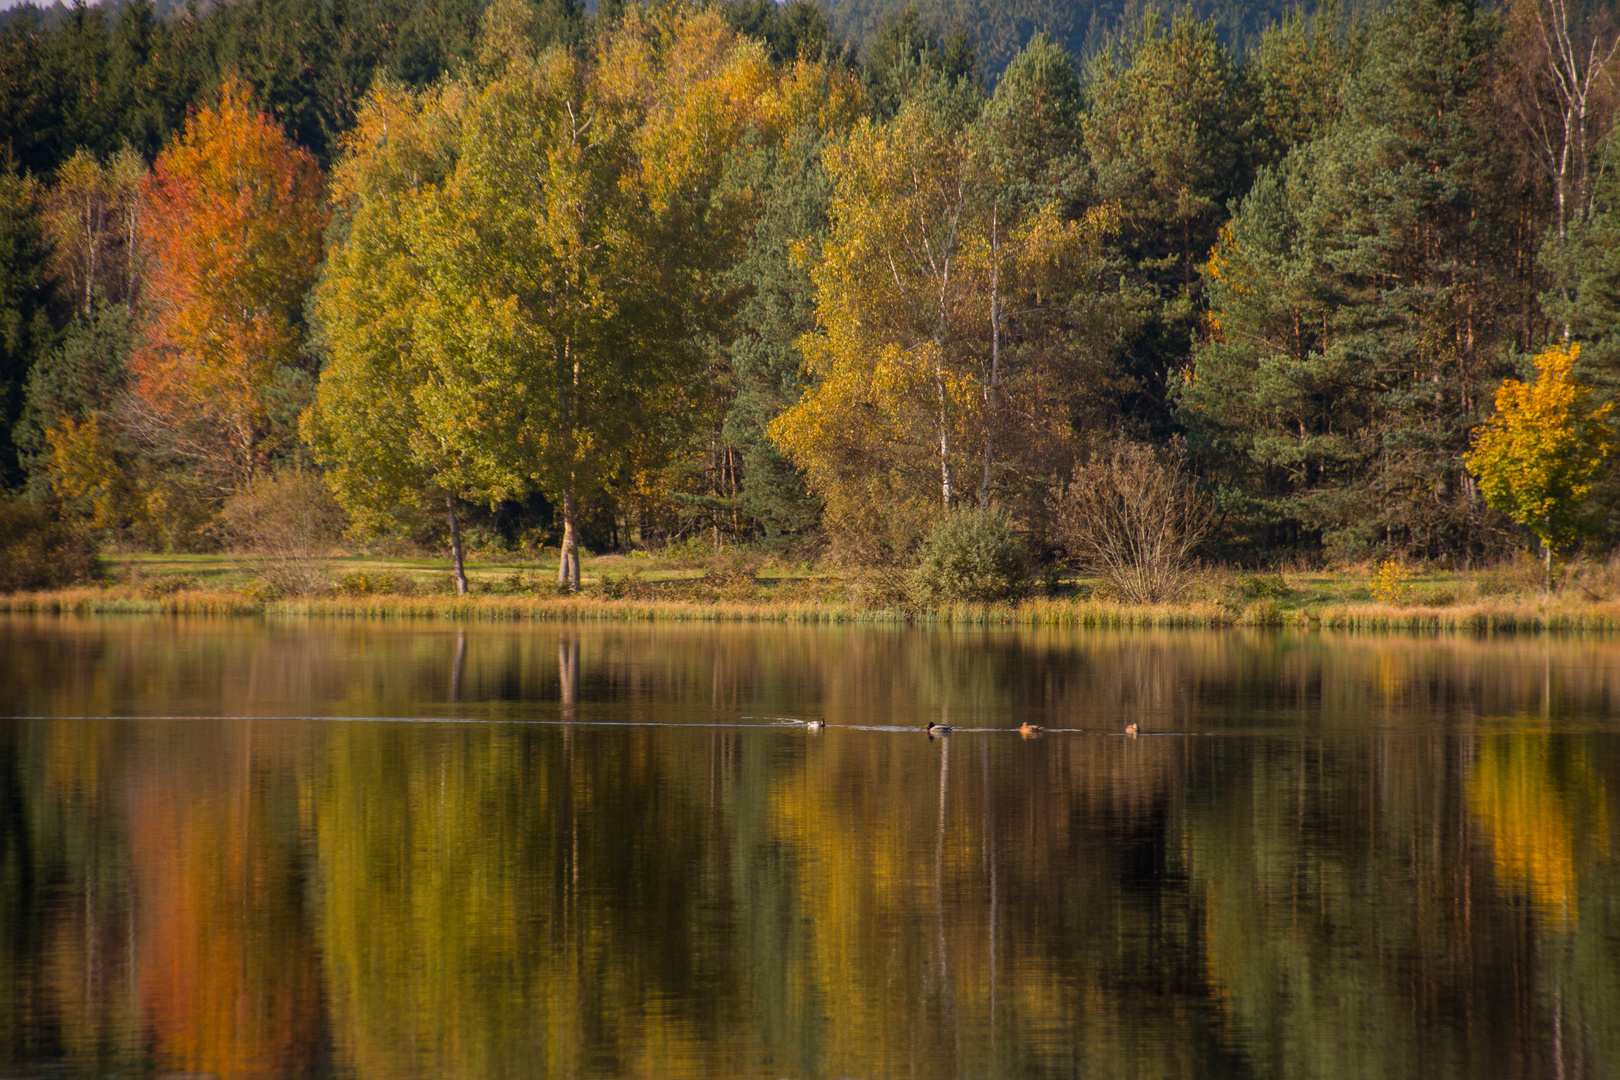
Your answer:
446;494;468;596
558;488;581;592
980;204;1001;511
1543;538;1553;596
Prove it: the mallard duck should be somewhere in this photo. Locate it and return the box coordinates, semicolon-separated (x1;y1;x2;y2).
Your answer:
1124;723;1138;737
1018;722;1044;737
805;717;826;731
925;721;952;736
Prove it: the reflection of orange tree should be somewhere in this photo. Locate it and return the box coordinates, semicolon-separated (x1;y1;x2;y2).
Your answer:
128;724;322;1078
1469;732;1610;930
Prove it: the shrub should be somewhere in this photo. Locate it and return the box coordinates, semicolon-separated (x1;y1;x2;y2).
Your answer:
1369;558;1412;604
598;570;655;600
1239;573;1291;599
0;499;100;591
1051;442;1213;603
910;510;1028;604
704;552;763;600
220;470;346;596
339;571;417;596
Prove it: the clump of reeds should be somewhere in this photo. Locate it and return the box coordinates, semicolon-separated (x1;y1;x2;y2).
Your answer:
11;567;1620;634
0;586;264;616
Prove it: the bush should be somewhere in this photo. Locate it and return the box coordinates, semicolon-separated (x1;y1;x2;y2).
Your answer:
910;510;1028;604
703;552;763;599
598;570;655;600
1369;558;1412;604
220;471;346;596
338;570;418;597
1050;442;1213;604
0;499;100;591
1239;573;1291;599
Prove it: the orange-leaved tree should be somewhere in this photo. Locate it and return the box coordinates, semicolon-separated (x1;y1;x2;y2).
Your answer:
129;76;326;495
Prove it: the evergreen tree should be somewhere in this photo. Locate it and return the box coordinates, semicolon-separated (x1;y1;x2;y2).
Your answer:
861;5;980;120
1544;129;1620;400
719;0;841;65
0;171;59;490
1082;8;1253;431
975;30;1088;219
1247;1;1362;167
0;11;57;176
15;302;133;499
721;123;836;540
1181;0;1520;558
384;0;488;86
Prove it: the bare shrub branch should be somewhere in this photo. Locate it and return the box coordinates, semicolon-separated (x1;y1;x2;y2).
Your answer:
220;471;347;596
1051;442;1213;603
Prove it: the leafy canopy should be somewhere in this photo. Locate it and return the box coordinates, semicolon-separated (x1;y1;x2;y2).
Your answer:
1467;342;1618;557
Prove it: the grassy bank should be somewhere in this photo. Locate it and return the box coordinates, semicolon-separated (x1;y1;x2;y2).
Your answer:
7;551;1620;632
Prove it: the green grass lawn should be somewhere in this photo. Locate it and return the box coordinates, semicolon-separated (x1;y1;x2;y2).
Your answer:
100;549;1569;605
12;547;1615;633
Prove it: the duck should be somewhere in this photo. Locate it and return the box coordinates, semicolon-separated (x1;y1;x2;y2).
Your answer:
1018;722;1044;737
805;717;826;731
1124;723;1138;737
925;721;952;736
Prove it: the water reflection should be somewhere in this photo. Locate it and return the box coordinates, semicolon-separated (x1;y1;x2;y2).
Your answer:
0;616;1617;1078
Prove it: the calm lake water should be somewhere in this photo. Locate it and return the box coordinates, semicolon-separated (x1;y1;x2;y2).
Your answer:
1;615;1618;1079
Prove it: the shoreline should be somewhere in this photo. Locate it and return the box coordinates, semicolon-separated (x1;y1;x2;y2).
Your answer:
7;586;1620;633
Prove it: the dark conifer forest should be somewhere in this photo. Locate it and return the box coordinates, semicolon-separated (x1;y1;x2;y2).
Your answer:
1;0;1618;579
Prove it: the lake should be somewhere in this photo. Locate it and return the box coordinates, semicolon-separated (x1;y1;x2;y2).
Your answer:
0;614;1617;1079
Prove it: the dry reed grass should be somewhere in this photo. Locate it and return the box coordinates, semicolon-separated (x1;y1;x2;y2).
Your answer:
0;586;264;616
7;583;1620;633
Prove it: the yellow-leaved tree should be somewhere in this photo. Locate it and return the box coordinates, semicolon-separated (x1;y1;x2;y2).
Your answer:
1467;342;1618;590
770;78;1122;565
304;79;477;589
309;1;810;590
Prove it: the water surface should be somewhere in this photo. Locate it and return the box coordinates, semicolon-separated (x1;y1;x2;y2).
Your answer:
1;616;1617;1079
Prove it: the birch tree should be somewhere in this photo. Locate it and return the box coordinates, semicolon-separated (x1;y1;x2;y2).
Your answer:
771;52;1120;562
128;76;326;494
304;80;480;592
311;3;794;590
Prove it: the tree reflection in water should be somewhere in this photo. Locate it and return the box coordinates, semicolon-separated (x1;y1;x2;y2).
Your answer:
0;617;1617;1078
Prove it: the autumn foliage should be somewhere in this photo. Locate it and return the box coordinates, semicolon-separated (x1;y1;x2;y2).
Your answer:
129;77;326;490
1467;342;1618;573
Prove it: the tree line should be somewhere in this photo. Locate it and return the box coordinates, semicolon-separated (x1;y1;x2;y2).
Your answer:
3;0;1619;588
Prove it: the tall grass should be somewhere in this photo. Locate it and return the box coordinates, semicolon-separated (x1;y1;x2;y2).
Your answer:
0;586;264;616
7;585;1620;633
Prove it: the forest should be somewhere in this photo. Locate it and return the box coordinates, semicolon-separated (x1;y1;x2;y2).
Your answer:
2;0;1620;597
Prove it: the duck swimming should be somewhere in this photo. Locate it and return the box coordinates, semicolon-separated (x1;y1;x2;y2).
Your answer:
925;721;952;736
805;718;826;731
1124;723;1138;737
1018;722;1044;737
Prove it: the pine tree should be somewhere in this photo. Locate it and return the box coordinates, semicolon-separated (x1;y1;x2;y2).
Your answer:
0;170;60;489
721;123;838;540
1181;0;1520;558
1082;8;1254;430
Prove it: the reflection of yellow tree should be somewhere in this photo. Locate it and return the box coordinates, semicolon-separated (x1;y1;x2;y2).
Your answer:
1469;733;1610;930
766;727;1200;1077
